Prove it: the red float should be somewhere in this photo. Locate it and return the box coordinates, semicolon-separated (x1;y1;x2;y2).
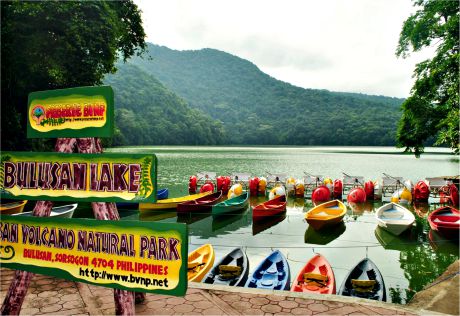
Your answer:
347;187;366;203
312;185;331;202
333;179;342;199
249;177;260;196
413;180;430;201
364;181;374;200
200;182;214;193
188;176;197;194
450;184;459;207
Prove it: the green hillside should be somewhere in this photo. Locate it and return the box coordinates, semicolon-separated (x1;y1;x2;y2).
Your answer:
103;63;225;145
127;43;404;145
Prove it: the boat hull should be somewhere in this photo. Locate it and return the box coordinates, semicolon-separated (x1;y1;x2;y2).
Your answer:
203;247;249;287
188;244;215;283
252;195;286;219
376;203;415;236
212;192;249;216
0;200;27;215
245;250;290;290
140;192;212;211
305;200;347;230
291;254;336;294
428;206;460;238
338;258;386;301
16;204;77;218
177;191;223;213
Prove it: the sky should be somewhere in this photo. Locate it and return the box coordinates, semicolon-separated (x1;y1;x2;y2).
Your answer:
134;0;432;98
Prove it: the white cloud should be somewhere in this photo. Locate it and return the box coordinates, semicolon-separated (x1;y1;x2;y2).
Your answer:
135;0;433;97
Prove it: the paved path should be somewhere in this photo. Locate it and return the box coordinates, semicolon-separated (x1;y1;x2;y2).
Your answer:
1;268;425;315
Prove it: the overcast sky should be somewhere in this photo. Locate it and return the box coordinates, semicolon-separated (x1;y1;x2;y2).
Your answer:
134;0;432;98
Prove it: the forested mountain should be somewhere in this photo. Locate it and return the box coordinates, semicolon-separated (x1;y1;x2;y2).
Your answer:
125;43;404;145
103;63;225;145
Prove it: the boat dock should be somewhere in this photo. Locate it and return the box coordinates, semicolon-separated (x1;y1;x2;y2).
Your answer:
1;267;450;316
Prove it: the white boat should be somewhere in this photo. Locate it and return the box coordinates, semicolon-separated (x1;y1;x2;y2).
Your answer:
15;204;77;218
375;202;415;235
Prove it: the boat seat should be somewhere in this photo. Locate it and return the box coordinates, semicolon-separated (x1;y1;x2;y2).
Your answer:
434;216;460;223
351;279;376;293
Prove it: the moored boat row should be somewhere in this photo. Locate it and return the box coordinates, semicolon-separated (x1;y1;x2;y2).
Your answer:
188;244;387;301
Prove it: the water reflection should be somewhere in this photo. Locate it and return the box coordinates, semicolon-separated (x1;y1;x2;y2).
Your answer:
347;201;375;215
304;222;346;245
212;210;250;232
252;214;286;235
413;202;430;218
177;211;211;225
428;230;459;254
139;210;176;222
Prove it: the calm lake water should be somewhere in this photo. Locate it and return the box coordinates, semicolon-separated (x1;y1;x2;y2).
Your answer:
95;146;459;304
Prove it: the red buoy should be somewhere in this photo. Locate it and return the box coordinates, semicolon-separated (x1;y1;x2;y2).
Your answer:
347;187;366;203
364;181;374;200
189;176;197;194
450;184;459;207
413;180;430;201
249;177;260;196
200;182;214;193
312;185;331;202
333;179;342;199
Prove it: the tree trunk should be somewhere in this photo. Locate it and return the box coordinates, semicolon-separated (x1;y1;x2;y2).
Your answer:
1;138;76;315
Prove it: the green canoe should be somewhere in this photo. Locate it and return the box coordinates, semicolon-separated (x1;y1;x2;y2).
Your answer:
212;192;249;216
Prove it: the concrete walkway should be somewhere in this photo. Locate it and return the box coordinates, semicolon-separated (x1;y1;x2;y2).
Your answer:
0;268;432;315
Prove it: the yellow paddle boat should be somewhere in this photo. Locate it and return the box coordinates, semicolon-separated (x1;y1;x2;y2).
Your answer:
139;191;212;211
188;244;215;282
305;200;347;230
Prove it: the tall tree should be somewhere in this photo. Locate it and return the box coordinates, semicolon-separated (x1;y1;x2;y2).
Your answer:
396;0;459;156
1;0;146;150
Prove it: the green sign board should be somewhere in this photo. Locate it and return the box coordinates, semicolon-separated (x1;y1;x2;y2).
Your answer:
0;216;187;296
27;86;114;138
0;151;157;203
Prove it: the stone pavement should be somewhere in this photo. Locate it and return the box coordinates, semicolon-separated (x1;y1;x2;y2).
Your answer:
0;268;429;315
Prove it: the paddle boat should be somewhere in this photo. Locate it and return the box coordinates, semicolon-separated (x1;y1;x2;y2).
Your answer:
375;202;415;235
305;200;347;230
428;206;460;238
139;191;212;211
16;204;77;218
188;244;215;282
252;195;286;219
177;191;223;213
0;200;27;215
202;247;249;287
212;192;249;216
245;250;290;290
338;258;386;301
291;253;336;294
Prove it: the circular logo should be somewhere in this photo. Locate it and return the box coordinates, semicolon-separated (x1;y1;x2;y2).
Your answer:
31;105;45;125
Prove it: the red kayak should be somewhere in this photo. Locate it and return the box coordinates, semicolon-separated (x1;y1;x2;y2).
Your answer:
177;191;223;213
428;206;460;238
252;195;286;219
291;253;336;294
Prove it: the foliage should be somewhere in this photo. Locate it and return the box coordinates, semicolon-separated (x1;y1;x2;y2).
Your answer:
127;44;404;146
396;0;459;156
103;64;226;145
1;0;145;150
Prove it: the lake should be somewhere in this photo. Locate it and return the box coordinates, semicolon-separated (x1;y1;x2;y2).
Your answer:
102;146;459;304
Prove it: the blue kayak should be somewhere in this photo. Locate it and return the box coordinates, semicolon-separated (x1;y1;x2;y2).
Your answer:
116;188;169;209
245;250;290;290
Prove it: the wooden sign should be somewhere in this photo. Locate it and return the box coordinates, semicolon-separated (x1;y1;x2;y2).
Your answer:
0;216;188;296
0;152;157;203
27;86;114;138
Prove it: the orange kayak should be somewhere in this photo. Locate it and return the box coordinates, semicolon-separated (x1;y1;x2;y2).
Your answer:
291;253;336;294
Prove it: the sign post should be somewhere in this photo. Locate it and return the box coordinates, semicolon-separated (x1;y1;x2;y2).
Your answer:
1;87;185;315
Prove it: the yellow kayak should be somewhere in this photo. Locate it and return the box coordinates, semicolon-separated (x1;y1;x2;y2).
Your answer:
0;200;27;215
305;200;347;230
139;191;212;210
188;244;215;282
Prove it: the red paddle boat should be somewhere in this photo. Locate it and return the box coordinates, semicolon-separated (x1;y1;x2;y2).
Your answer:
428;206;460;238
291;253;336;294
252;195;286;219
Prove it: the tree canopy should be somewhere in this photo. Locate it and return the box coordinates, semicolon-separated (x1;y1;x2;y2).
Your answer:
396;0;459;156
1;0;145;150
